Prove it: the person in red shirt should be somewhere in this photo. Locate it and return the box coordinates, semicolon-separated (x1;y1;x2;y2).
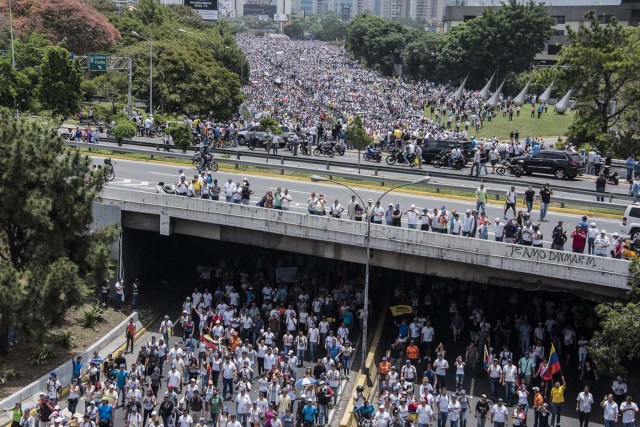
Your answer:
571;225;587;253
126;318;136;353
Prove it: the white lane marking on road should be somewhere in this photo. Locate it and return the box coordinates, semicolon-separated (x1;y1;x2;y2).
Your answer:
123;179;131;183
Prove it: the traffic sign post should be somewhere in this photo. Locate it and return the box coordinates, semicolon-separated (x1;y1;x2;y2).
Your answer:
89;53;107;72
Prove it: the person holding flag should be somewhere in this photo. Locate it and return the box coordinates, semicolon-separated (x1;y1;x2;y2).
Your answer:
550;376;566;427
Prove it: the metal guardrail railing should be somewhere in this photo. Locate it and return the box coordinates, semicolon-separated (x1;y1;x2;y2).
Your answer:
77;135;636;202
67;141;628;210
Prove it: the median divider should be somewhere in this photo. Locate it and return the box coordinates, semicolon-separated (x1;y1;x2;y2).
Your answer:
339;303;389;427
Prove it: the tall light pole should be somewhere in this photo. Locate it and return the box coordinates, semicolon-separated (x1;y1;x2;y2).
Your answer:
8;0;17;115
131;31;153;115
310;175;430;373
8;0;15;70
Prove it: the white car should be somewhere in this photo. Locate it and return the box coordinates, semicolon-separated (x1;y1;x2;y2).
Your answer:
622;204;640;239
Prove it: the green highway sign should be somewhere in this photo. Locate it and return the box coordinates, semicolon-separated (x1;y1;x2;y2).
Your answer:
89;53;107;72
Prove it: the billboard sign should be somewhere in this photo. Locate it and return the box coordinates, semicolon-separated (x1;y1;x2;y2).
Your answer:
244;0;277;17
274;13;288;21
184;0;219;20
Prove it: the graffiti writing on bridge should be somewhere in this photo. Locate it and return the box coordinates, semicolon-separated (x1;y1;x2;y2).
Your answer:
507;245;597;268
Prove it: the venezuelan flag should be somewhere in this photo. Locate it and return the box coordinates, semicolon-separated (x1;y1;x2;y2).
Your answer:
543;344;561;380
202;334;218;349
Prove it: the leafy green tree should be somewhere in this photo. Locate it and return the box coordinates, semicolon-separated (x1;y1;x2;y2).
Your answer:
165;123;192;153
559;12;640;153
284;18;306;39
123;39;242;118
37;46;83;118
588;259;640;377
347;115;372;172
317;13;346;41
403;32;443;81
438;0;554;84
112;118;136;146
0;108;115;349
0;58;34;111
346;13;415;74
259;116;282;135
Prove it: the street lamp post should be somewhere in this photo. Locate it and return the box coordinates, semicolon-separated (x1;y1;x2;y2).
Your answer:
132;31;153;115
8;0;17;116
310;175;430;373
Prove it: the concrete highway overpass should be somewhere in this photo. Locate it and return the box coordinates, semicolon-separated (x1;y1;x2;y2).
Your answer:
95;187;629;300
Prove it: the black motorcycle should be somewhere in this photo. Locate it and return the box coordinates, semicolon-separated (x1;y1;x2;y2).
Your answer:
497;160;524;177
385;148;416;166
192;146;219;172
313;142;335;157
248;135;271;152
603;166;619;185
432;150;464;170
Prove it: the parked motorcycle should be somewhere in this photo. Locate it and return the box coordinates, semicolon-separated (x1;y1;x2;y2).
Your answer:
496;160;524;177
313;142;335;157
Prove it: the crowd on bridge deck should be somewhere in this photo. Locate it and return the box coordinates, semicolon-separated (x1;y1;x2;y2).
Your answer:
170;168;623;259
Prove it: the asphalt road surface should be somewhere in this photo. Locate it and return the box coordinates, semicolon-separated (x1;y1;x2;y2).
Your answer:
96;156;626;243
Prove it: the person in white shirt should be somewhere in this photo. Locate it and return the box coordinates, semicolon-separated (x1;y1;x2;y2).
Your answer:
601;394;619;427
448;394;462;427
421;322;435;361
501;359;518;406
235;389;251;426
434;353;449;392
436;389;450;427
494;218;505;242
405;204;420;229
576;386;594;427
490;399;509;427
487;359;503;402
177;410;193;427
594;230;610;257
373;406;391;427
417;398;434;427
620;396;638;427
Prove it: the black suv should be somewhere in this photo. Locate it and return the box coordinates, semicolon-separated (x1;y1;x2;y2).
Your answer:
421;140;473;163
510;151;583;179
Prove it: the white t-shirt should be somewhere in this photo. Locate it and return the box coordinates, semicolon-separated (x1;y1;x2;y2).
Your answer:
421;326;434;342
491;405;509;422
503;364;517;382
434;358;449;376
417;404;434;424
620;402;638;423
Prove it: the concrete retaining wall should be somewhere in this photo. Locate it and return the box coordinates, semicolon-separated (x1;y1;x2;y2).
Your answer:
0;313;139;421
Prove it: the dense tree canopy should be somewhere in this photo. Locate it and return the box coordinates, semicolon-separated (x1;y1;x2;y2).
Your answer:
346;2;553;84
6;0;121;54
559;12;640;154
589;259;640;377
346;13;416;75
37;46;83;118
437;0;554;84
0;108;116;343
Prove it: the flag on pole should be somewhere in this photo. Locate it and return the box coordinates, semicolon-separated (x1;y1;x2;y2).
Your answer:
201;334;218;349
389;305;413;317
483;345;491;370
543;343;561;380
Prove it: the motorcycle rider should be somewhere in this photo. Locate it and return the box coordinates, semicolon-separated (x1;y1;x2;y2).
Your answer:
449;146;462;169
